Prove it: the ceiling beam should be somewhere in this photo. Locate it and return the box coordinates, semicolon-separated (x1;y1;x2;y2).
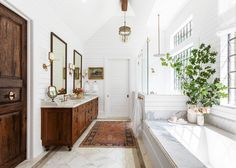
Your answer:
121;0;128;11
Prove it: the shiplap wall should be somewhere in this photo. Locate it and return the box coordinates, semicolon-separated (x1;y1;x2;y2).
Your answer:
1;0;84;158
141;94;188;120
83;58;105;116
84;17;145;117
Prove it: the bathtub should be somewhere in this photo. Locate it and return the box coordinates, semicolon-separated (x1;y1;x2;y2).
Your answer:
142;120;236;168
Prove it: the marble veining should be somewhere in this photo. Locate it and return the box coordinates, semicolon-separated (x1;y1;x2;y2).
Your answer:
41;95;98;108
145;120;236;168
18;120;141;168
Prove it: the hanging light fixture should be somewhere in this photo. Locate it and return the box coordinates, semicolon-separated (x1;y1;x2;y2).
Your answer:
154;14;165;57
119;12;131;43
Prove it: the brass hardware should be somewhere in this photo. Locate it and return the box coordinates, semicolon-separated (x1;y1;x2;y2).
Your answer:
69;63;75;76
43;52;55;71
138;96;144;100
8;91;16;100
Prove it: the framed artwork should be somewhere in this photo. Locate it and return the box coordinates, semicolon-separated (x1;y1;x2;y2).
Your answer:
88;67;104;80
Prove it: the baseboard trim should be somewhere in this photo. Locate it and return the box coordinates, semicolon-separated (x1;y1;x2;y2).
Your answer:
136;139;146;168
32;147;58;168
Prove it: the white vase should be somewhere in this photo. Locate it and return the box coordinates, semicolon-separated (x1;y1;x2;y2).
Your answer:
187;109;198;123
197;114;205;126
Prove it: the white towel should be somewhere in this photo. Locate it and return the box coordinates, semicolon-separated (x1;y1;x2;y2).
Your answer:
131;92;143;137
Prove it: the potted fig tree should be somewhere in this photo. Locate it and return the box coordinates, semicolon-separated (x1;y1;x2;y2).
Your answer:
160;44;227;124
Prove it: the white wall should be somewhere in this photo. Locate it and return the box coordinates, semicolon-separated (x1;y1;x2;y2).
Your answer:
143;94;188;120
1;0;84;159
146;0;236;95
84;16;147;117
165;0;236;76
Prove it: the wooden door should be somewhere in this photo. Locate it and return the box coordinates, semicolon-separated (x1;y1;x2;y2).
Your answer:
0;3;27;168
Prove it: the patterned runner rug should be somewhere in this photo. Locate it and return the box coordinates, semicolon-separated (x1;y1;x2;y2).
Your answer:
80;121;136;148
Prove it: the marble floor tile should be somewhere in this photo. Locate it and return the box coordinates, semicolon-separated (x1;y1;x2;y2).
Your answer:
18;120;142;168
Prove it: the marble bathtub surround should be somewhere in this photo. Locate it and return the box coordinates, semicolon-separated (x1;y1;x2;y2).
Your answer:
144;120;236;168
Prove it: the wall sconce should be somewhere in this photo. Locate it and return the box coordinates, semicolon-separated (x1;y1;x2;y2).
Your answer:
43;52;55;71
69;63;75;75
82;69;88;79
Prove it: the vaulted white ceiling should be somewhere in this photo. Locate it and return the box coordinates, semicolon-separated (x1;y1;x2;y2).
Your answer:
45;0;190;46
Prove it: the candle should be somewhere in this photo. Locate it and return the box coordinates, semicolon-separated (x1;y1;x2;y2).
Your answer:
49;52;55;61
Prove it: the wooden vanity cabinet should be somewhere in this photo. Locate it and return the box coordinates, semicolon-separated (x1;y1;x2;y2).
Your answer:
41;98;98;151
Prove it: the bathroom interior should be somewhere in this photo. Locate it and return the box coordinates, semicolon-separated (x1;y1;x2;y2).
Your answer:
0;0;236;168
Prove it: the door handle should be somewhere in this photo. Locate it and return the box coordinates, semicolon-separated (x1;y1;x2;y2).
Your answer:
127;94;129;98
8;91;16;100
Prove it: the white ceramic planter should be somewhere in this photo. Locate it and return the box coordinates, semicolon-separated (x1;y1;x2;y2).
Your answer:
187;109;198;123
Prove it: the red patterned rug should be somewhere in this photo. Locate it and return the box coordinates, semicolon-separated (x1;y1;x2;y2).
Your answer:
80;121;136;148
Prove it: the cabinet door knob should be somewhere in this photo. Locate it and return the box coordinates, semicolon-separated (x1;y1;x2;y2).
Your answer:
8;91;16;100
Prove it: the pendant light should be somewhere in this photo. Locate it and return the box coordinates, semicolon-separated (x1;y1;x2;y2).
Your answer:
119;12;131;43
154;14;165;57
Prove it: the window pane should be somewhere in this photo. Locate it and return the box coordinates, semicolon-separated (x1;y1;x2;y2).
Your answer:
229;89;236;106
228;33;236;105
229;32;236;39
173;20;192;47
229;39;236;56
229;56;236;71
229;72;236;88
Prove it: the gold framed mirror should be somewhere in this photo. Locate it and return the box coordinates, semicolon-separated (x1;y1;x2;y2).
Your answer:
73;50;82;89
50;32;67;94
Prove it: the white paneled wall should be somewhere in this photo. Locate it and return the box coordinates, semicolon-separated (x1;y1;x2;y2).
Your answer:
84;16;144;117
83;58;105;116
141;94;188;120
1;0;84;159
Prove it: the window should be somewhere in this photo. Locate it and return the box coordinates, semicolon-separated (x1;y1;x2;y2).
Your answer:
228;32;236;106
174;47;192;90
173;20;192;47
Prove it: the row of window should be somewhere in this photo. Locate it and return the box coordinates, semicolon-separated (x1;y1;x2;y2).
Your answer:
173;47;192;91
228;32;236;106
172;17;236;106
173;20;192;47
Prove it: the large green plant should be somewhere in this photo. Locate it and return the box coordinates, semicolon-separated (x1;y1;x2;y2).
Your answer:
161;43;227;107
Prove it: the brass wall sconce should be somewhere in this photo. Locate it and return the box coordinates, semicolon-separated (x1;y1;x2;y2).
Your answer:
82;69;88;79
69;63;75;75
43;52;55;71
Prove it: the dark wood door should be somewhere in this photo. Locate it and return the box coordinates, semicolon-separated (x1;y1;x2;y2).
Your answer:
0;3;27;168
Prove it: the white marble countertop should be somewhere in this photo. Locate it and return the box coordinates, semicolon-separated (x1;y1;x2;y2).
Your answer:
41;95;98;108
145;120;236;168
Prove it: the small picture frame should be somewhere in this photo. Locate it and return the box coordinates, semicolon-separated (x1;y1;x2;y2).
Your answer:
88;67;104;80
